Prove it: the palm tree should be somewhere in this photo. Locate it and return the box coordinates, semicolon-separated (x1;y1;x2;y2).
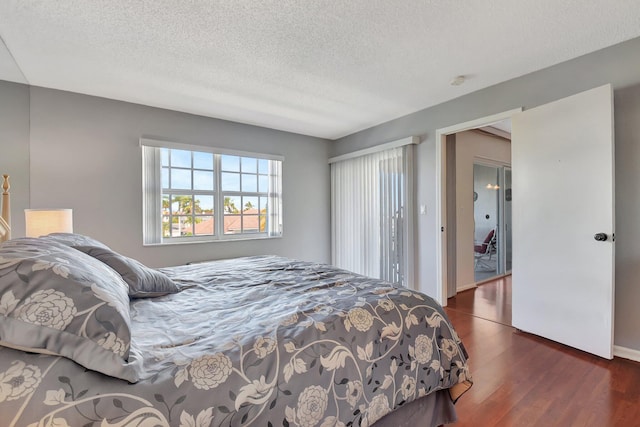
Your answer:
162;195;206;236
224;197;239;214
260;206;267;232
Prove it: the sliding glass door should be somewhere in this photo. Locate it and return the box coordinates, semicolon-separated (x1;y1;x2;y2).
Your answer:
331;145;414;287
503;167;512;273
473;163;511;282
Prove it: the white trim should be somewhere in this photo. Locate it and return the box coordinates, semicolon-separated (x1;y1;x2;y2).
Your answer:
143;234;281;246
478;126;511;140
404;144;415;290
437;109;522;136
435;108;522;306
140;137;285;162
613;345;640;362
328;136;419;164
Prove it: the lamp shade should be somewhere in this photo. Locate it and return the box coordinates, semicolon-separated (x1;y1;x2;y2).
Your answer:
25;209;73;237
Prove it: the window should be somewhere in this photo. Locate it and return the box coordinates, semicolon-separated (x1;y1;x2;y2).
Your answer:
142;139;282;244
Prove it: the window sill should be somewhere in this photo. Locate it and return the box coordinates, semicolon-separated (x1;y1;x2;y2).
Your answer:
143;234;283;247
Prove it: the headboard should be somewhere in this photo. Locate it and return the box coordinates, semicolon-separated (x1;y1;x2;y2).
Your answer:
0;174;10;242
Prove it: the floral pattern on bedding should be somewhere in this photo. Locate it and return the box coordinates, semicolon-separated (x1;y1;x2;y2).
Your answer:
0;238;140;383
0;256;471;427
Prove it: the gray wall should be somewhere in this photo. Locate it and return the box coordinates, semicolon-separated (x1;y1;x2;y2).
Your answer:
0;80;29;237
3;36;640;352
332;36;640;352
3;85;331;267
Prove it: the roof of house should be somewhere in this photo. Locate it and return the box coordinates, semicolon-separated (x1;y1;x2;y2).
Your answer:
193;209;262;235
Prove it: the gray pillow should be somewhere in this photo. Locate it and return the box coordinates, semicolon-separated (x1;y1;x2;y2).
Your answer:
75;246;179;298
0;238;141;382
45;233;179;298
45;232;110;249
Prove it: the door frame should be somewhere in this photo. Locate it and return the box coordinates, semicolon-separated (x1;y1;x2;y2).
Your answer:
435;108;522;306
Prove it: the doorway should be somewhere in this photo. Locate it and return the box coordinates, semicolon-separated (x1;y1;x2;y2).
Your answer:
436;85;615;359
435;108;521;306
444;125;512;296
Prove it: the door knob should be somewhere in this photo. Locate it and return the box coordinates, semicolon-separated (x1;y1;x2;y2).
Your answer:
594;233;608;242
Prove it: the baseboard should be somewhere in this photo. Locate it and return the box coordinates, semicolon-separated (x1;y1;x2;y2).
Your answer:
456;283;477;293
614;345;640;362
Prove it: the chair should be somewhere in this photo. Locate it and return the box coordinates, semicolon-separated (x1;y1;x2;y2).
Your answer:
474;229;496;270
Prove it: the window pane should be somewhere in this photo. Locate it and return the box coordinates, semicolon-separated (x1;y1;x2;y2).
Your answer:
259;215;266;232
196;195;214;214
171;149;191;168
242;196;259;212
224;215;241;234
175;216;193;236
193;151;213;170
194;216;214;236
221;155;240;172
223;196;241;214
162;216;171;237
161;168;169;189
260;197;268;213
221;172;240;191
171;195;194;214
242;215;259;233
242;157;257;173
258;175;269;192
162;195;171;215
161;148;169;167
258;159;269;174
242;173;257;192
171;169;191;189
170;216;180;237
193;170;214;191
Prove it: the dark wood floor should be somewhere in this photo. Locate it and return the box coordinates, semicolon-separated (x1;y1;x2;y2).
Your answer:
447;275;512;326
444;277;640;427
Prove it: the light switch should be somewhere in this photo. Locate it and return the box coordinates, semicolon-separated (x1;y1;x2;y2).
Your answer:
420;204;427;215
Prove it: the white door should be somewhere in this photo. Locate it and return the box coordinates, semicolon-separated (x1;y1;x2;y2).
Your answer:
511;84;615;359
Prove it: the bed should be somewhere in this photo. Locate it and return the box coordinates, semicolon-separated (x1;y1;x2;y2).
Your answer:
0;176;472;427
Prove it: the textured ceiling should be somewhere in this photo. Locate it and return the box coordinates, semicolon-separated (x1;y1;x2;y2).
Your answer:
1;1;639;139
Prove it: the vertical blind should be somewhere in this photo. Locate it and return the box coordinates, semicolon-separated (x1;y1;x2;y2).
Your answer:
331;145;413;286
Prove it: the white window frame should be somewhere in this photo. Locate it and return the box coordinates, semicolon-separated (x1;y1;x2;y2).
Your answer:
141;138;283;245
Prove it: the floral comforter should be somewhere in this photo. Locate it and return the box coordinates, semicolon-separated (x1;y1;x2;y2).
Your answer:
0;256;471;427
